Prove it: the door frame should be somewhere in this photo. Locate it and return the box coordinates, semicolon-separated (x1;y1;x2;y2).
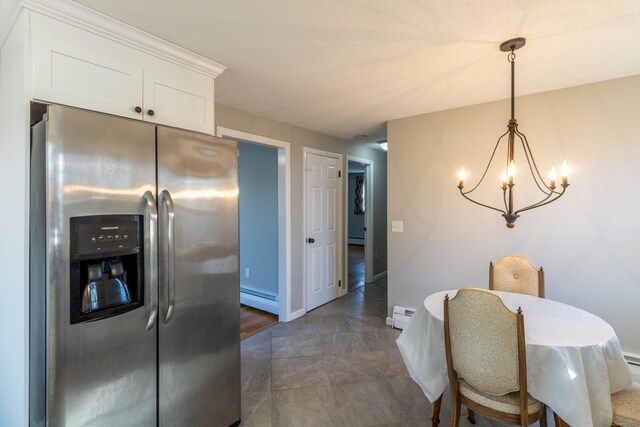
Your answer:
303;147;344;308
345;156;374;289
216;126;293;322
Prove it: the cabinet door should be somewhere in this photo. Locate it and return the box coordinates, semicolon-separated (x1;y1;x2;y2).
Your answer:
143;69;214;134
32;33;143;119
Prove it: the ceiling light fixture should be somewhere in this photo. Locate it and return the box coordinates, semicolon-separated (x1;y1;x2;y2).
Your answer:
457;37;570;228
378;140;388;151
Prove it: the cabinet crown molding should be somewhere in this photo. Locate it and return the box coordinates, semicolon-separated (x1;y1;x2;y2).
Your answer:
19;0;227;78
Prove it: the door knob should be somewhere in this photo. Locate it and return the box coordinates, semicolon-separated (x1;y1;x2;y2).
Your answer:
147;109;155;116
307;238;315;244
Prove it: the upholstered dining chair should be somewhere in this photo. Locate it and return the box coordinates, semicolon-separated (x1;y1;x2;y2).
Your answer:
443;288;547;427
490;255;545;298
612;384;640;427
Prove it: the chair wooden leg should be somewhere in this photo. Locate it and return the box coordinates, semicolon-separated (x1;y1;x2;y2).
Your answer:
467;408;475;424
553;411;570;427
540;406;547;427
451;392;461;427
431;394;443;427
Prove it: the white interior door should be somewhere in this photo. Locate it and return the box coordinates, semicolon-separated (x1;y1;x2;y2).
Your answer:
306;151;341;311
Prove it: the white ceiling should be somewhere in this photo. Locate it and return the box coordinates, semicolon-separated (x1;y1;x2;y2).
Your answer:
74;0;640;142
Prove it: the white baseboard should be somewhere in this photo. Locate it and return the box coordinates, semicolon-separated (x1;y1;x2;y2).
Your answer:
240;292;278;315
288;308;305;322
373;271;387;281
386;316;393;326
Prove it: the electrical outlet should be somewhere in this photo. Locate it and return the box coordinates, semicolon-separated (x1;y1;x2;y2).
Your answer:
391;221;404;233
245;268;250;278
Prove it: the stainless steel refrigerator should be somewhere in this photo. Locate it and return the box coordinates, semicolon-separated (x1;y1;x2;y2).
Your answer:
30;105;240;426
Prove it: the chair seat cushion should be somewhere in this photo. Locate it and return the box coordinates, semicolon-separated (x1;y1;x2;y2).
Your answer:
612;385;640;427
459;379;542;415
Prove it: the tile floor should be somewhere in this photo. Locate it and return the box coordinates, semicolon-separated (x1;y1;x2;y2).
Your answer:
240;277;549;427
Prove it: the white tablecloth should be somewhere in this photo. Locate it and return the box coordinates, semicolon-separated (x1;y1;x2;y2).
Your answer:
396;289;633;427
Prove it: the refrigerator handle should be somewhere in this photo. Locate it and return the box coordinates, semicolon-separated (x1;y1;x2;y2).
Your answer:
160;190;176;324
142;190;158;330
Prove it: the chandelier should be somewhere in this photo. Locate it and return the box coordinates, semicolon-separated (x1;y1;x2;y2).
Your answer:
457;37;569;228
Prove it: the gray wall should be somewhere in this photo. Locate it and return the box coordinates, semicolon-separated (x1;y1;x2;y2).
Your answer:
348;173;365;240
238;141;279;297
216;103;388;314
387;74;640;356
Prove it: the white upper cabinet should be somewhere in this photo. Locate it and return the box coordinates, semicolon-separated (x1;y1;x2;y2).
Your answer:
143;69;214;132
29;9;224;134
32;33;144;120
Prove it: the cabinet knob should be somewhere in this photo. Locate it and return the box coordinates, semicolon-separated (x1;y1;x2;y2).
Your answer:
134;106;142;113
147;109;155;117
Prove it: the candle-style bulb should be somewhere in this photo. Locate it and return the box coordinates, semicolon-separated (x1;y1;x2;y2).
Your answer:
458;168;466;188
549;167;557;188
560;161;569;186
507;161;516;177
501;171;508;183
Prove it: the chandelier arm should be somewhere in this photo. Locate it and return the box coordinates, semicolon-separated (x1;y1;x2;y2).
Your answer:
519;139;551;195
515;128;554;192
514;186;567;215
464;129;510;194
514;192;554;214
459;188;507;215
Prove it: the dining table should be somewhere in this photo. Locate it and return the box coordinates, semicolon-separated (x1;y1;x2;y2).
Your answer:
396;289;634;427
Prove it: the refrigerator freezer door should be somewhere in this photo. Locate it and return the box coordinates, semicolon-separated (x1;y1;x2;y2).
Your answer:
157;128;240;426
32;106;158;426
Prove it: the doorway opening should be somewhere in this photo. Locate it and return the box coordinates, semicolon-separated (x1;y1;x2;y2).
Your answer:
216;127;292;322
345;156;374;292
238;141;279;313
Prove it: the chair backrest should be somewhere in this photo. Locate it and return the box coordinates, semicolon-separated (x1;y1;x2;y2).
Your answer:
490;255;544;298
444;288;526;396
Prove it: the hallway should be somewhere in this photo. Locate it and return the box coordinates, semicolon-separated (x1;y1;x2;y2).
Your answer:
348;244;365;291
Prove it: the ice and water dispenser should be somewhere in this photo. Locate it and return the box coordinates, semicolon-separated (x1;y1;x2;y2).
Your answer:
69;215;144;324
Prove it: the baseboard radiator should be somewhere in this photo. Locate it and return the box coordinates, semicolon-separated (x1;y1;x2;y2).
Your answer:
240;285;278;315
625;352;640;366
240;285;277;301
391;306;415;330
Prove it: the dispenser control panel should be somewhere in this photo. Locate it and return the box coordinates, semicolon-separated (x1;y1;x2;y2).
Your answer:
69;214;144;324
70;215;142;258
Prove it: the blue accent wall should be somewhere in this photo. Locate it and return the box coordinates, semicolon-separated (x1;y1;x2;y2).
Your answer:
239;141;279;298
